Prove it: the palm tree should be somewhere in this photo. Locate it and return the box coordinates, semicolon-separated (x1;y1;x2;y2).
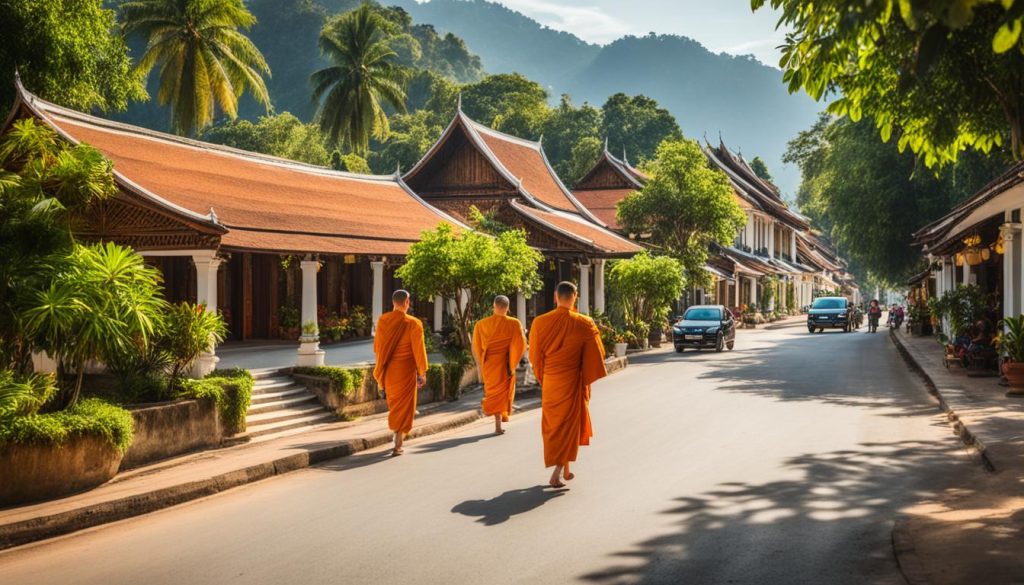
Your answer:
311;4;408;155
121;0;272;136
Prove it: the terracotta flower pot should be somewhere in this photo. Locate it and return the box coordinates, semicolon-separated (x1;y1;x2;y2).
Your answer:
1004;362;1024;395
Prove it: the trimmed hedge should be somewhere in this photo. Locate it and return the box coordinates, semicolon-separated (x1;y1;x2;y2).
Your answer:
179;368;253;434
0;398;135;453
294;366;366;397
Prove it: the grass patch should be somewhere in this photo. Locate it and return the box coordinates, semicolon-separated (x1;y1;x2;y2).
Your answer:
179;368;253;434
0;398;134;452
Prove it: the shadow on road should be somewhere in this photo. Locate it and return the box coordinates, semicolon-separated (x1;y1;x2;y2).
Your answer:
452;485;566;526
579;441;977;584
412;432;500;454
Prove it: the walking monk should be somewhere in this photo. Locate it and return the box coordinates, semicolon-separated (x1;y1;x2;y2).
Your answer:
528;281;606;487
472;295;527;435
373;290;428;457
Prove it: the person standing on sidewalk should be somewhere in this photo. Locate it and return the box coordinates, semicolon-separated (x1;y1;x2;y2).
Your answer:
373;290;428;457
528;281;607;488
472;295;527;435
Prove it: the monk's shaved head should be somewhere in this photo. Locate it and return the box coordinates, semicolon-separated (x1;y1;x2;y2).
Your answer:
493;295;510;308
556;281;577;301
392;289;410;304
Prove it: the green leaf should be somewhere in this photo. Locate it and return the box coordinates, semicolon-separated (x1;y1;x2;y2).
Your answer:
993;19;1022;53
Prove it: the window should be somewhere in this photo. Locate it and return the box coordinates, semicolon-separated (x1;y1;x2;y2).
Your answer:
811;298;847;310
684;307;722;321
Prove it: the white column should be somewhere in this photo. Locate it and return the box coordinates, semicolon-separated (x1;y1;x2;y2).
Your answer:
371;260;384;336
744;213;754;249
594;259;606;314
768;221;776;258
748;276;757;308
297;257;325;367
578;262;591;314
433;295;443;332
1004;223;1022;318
963;261;971;286
790;231;797;261
192;251;222;377
516;292;527;328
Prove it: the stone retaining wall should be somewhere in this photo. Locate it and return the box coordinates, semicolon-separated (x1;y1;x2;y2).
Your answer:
121;399;223;470
0;436;123;507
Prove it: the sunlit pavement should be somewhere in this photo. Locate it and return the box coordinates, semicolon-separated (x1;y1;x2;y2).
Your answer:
0;323;980;584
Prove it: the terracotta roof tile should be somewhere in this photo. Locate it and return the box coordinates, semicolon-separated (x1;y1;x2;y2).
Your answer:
512;202;642;255
474;129;579;213
42;112;457;255
573;188;636;230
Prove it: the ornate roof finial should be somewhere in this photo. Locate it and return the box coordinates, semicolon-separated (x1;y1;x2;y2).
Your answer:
622;147;629;166
395;162;402;177
208;207;219;224
603;136;609;153
537;134;543;145
456;92;462;112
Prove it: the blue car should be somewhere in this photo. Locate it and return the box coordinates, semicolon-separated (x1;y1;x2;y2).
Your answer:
672;305;736;352
807;297;851;333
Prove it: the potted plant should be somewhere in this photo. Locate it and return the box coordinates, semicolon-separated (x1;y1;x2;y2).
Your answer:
614;333;627;358
351;306;370;337
999;315;1024;395
279;306;300;339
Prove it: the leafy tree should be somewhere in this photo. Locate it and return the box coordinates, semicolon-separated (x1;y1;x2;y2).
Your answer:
541;95;602;181
753;0;1024;165
122;0;272;137
750;156;773;182
601;93;682;166
461;73;550;139
0;119;117;374
785;114;1005;285
312;4;409;154
330;150;371;173
368;109;444;173
617;139;746;286
563;137;604;187
608;252;684;333
202;113;330;165
0;0;145;114
396;224;543;349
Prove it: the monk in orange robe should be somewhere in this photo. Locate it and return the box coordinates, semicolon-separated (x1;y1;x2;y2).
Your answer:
529;281;607;487
373;289;428;456
472;295;527;435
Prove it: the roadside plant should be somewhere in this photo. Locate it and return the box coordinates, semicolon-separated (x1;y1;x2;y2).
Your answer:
929;284;989;337
161;303;227;391
998;315;1024;362
397;224;542;350
607;252;684;335
23;242;167;408
0;370;56;420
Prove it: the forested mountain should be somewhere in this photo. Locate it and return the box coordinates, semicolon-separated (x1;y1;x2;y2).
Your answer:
393;0;820;195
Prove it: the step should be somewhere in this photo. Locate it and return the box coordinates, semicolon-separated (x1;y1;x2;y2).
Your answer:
249;368;291;381
250;387;310;404
252;378;300;393
245;402;329;426
246;393;318;415
244;411;339;438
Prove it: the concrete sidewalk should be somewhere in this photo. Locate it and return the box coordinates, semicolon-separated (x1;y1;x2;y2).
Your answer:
0;356;629;551
889;329;1024;585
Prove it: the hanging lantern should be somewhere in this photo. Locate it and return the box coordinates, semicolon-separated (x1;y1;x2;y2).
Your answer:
996;233;1005;255
955;253;964;267
981;248;991;262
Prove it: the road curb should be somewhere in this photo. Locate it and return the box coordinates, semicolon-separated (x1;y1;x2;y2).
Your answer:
888;329;995;472
892;516;933;585
0;359;626;551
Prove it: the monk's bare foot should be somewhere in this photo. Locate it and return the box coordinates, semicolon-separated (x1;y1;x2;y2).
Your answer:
391;447;403;457
549;479;566;488
563;463;574;481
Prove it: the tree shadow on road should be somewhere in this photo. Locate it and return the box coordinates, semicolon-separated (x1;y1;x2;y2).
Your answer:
452;485;566;526
579;440;981;584
412;432;500;454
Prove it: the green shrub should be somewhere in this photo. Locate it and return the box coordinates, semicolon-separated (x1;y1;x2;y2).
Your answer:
0;398;134;452
0;370;57;419
425;364;445;399
293;366;367;396
179;369;253;434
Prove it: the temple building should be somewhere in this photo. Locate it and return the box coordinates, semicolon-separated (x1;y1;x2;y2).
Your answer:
402;107;641;319
4;80;640;371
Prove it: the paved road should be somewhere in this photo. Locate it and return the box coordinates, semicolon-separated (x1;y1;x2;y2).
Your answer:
0;323;980;584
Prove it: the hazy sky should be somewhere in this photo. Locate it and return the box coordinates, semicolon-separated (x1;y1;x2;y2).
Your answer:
489;0;787;66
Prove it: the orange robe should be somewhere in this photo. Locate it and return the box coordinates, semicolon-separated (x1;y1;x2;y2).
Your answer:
528;306;607;468
472;314;527;422
373;311;428;435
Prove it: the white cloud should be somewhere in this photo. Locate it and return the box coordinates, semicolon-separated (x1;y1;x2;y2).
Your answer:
497;0;631;44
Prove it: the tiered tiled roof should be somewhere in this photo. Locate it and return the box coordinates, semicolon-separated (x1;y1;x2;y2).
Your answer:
572;148;648;230
12;85;465;255
404;109;641;256
705;140;809;231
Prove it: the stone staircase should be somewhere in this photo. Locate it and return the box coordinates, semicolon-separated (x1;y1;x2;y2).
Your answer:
244;370;337;441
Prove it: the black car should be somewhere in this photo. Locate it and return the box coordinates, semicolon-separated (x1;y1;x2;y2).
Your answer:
807;296;851;333
672;305;736;352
